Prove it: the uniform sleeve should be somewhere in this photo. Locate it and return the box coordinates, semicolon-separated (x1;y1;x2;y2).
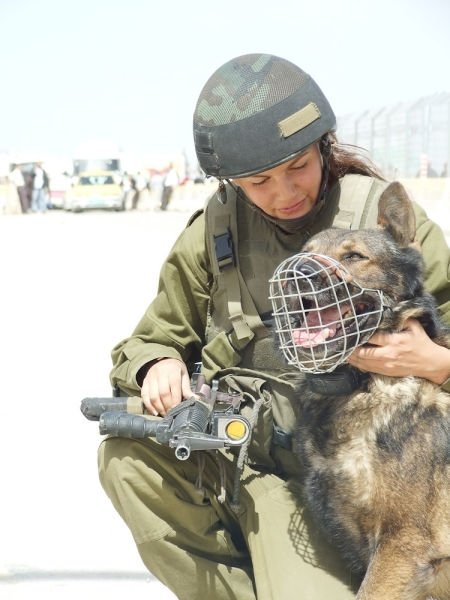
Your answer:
412;202;450;394
413;201;450;325
110;212;211;395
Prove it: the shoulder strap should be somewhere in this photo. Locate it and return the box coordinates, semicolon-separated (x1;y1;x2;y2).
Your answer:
333;174;390;230
205;186;266;345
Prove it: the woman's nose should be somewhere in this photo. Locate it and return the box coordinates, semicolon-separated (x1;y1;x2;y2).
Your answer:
277;174;298;199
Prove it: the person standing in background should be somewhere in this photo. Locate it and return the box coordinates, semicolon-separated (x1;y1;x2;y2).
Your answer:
9;164;29;213
160;163;178;211
31;163;47;213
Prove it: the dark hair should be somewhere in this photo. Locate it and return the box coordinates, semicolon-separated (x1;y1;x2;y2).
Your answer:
326;132;385;184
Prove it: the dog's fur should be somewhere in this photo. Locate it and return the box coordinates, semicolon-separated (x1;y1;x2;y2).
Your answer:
286;184;450;599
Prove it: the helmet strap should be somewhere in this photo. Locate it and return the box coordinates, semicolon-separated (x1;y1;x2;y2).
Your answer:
317;134;332;204
217;179;229;205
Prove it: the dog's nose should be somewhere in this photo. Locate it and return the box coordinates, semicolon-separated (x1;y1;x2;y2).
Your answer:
297;262;317;277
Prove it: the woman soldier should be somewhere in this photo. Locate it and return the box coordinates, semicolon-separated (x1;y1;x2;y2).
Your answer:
98;54;450;600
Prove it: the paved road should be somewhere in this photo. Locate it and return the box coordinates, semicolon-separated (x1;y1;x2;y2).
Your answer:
1;198;448;600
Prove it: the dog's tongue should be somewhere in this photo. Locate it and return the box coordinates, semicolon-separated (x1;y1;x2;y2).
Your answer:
293;305;346;347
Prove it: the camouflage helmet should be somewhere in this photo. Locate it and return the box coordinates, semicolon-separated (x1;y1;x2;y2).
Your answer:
193;53;336;178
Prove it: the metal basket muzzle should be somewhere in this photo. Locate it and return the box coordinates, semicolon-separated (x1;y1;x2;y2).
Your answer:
269;252;385;373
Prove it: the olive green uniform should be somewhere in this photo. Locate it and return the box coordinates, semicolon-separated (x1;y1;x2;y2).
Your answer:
98;175;450;600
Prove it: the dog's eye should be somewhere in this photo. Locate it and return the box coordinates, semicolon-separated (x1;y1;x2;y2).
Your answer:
343;251;366;261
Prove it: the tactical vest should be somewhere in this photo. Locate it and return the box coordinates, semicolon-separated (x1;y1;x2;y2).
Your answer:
200;174;391;471
201;174;389;376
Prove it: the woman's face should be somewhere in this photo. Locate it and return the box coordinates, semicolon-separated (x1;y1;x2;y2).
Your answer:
233;143;323;220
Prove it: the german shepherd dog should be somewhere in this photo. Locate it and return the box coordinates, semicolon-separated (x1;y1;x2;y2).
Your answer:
279;184;450;599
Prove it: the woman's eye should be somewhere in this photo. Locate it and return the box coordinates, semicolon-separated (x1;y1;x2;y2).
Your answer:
293;162;307;170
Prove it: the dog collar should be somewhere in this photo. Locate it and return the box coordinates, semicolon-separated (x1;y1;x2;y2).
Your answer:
305;368;369;396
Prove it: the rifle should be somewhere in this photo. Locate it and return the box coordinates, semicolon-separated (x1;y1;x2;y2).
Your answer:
80;375;251;460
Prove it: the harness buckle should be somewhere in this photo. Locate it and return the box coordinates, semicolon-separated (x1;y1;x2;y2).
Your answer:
214;230;234;270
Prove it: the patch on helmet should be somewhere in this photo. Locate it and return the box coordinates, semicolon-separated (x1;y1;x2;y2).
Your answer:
278;102;321;138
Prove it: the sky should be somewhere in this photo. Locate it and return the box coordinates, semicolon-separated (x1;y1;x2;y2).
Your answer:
1;0;449;168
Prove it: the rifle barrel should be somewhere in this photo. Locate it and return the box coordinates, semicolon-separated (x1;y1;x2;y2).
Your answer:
80;396;145;420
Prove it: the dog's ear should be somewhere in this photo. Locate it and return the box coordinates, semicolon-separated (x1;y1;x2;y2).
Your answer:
377;182;416;247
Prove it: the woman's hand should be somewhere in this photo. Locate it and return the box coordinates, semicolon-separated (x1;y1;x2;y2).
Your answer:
141;358;193;416
348;318;450;385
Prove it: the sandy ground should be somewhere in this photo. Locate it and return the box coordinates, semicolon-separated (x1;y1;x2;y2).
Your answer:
0;207;193;599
